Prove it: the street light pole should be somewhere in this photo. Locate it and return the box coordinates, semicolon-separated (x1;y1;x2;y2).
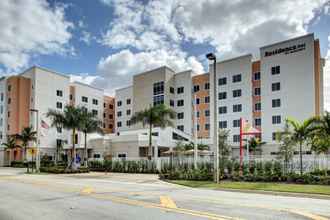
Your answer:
206;53;219;183
30;109;40;172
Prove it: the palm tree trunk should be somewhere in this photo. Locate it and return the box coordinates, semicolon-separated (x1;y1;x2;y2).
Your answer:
299;141;303;175
84;131;88;168
71;128;76;170
148;121;152;160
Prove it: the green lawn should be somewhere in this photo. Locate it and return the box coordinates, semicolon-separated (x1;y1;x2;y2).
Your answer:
169;180;330;196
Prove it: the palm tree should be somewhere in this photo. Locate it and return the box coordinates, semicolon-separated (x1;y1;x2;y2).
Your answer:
2;136;18;165
130;104;176;159
16;126;37;161
79;110;103;168
47;105;83;169
247;137;266;156
311;111;330;155
286;117;317;175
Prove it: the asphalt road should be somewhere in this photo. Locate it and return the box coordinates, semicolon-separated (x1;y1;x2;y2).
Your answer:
0;168;329;220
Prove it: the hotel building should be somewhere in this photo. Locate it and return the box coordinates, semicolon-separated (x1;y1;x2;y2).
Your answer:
0;66;115;165
115;33;325;157
0;33;326;164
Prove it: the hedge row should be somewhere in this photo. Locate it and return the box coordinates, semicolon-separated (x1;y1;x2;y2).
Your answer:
40;166;89;174
88;160;158;174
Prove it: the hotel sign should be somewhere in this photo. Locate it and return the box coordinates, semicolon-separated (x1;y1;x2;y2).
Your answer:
264;43;306;57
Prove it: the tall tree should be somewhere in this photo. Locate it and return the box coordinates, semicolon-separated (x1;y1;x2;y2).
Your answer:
2;136;18;165
311;111;330;155
286;117;317;175
47;105;83;169
218;129;230;175
79;110;103;168
276;122;295;173
16;126;37;161
130;104;176;159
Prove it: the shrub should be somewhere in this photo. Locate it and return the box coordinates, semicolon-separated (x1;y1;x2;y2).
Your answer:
40;166;89;174
11;161;25;168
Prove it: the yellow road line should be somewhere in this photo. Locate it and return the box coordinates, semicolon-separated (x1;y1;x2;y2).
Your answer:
80;186;94;195
160;195;177;208
288;209;329;220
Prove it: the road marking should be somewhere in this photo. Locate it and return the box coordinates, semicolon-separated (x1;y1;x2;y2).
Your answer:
189;197;329;220
160;196;177;208
80;186;94;195
92;193;241;220
288;209;329;220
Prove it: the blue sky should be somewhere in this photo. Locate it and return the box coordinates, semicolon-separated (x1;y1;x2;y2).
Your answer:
0;0;330;108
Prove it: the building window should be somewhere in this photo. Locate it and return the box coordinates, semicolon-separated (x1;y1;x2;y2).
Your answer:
255;118;261;126
0;93;3;101
92;110;98;116
177;100;184;107
153;95;164;106
57;127;62;133
7;111;10;118
126;120;131;126
117;101;122;107
218;77;227;86
193;85;200;92
204;83;210;90
233;89;242;98
170;100;174;107
177;125;184;131
117;111;122;117
82;96;88;103
219;106;227;114
109;104;113;109
109;124;113;129
271;66;280;75
272;132;278;141
177;87;184;94
232;74;242;83
204;96;210;103
117;121;122;127
254;72;261;80
56;90;63;97
196;111;200;117
272;82;281;91
205;124;210;130
272;99;281;108
205;110;210;117
7;98;11;104
103;113;106;118
255;102;261;111
177;112;184;119
233;135;240;142
219;121;227;129
126;109;131;115
197;124;200;131
92;99;98;105
170;87;175;94
233;104;242;112
109;114;113;119
126;99;131;105
254;87;261;96
153;81;164;95
233;119;240;127
196;98;200;105
272;115;281;124
56;102;62;109
7;85;11;92
218;92;227;100
70;94;73;100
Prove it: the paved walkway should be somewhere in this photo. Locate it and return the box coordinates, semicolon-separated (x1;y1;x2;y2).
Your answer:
0;168;329;220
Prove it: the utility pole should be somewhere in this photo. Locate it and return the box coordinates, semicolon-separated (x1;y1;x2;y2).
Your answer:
206;53;219;183
30;109;40;173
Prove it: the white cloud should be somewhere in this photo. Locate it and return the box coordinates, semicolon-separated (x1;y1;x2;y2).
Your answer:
0;0;73;72
98;0;328;93
80;31;92;45
96;49;204;95
70;74;100;85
